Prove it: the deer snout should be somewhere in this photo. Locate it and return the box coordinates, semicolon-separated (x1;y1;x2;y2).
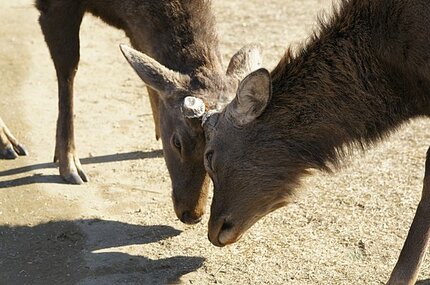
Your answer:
172;190;204;225
208;217;240;247
174;204;203;224
179;210;202;224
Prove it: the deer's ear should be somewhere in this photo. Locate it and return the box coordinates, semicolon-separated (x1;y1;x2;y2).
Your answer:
225;68;271;126
226;43;263;81
120;44;188;96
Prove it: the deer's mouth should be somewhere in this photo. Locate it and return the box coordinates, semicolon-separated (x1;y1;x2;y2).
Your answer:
208;200;290;247
208;217;246;247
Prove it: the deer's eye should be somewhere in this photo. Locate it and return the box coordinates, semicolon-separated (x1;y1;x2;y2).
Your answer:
172;135;182;151
205;151;214;171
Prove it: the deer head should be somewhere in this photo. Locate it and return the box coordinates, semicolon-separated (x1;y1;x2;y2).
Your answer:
120;44;263;224
194;69;304;246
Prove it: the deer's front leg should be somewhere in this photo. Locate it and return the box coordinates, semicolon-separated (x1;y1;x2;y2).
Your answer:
0;117;28;159
52;77;88;184
39;2;87;184
387;147;430;285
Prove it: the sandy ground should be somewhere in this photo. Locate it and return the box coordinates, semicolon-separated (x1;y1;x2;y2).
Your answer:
1;0;429;284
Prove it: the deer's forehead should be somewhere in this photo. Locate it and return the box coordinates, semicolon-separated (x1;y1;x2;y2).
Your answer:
191;71;228;88
207;115;241;148
189;75;236;103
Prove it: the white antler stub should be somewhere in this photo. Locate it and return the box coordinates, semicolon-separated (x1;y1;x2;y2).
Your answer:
182;96;206;118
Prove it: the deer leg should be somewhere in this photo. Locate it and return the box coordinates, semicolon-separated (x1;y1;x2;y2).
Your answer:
146;87;161;140
38;3;87;184
387;147;430;285
0;117;28;159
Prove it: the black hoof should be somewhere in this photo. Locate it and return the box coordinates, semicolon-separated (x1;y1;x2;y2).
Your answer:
2;147;18;159
14;143;28;156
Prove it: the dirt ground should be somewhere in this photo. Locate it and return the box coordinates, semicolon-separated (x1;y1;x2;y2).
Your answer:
1;0;429;284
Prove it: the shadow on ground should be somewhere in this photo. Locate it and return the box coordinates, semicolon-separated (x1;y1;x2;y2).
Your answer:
0;150;163;188
0;219;204;284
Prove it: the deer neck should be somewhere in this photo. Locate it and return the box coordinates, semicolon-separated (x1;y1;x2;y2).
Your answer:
262;2;424;171
128;1;224;78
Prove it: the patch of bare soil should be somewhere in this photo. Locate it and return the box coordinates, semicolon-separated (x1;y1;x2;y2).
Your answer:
1;0;429;284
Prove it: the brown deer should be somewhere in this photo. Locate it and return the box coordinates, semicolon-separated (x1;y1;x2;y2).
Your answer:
35;0;262;224
0;117;27;159
187;0;430;283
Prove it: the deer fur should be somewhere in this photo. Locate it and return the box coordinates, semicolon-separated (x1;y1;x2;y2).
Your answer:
201;0;430;283
35;0;262;223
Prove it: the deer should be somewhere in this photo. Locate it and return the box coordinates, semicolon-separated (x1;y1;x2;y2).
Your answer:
0;117;27;159
35;0;263;224
182;0;430;283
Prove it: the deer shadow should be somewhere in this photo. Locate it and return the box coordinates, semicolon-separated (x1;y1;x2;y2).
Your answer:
417;279;430;285
0;150;163;188
0;218;204;284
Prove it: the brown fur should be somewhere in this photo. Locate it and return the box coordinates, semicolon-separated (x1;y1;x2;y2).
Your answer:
204;0;430;283
35;0;261;223
267;0;430;172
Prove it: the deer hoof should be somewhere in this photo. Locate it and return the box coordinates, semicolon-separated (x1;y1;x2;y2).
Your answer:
57;153;89;184
15;143;28;156
77;169;89;183
1;143;28;159
62;172;86;185
2;146;18;159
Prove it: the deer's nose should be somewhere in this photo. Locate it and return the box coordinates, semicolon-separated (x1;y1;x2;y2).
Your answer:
208;216;242;247
180;210;202;224
208;217;230;247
